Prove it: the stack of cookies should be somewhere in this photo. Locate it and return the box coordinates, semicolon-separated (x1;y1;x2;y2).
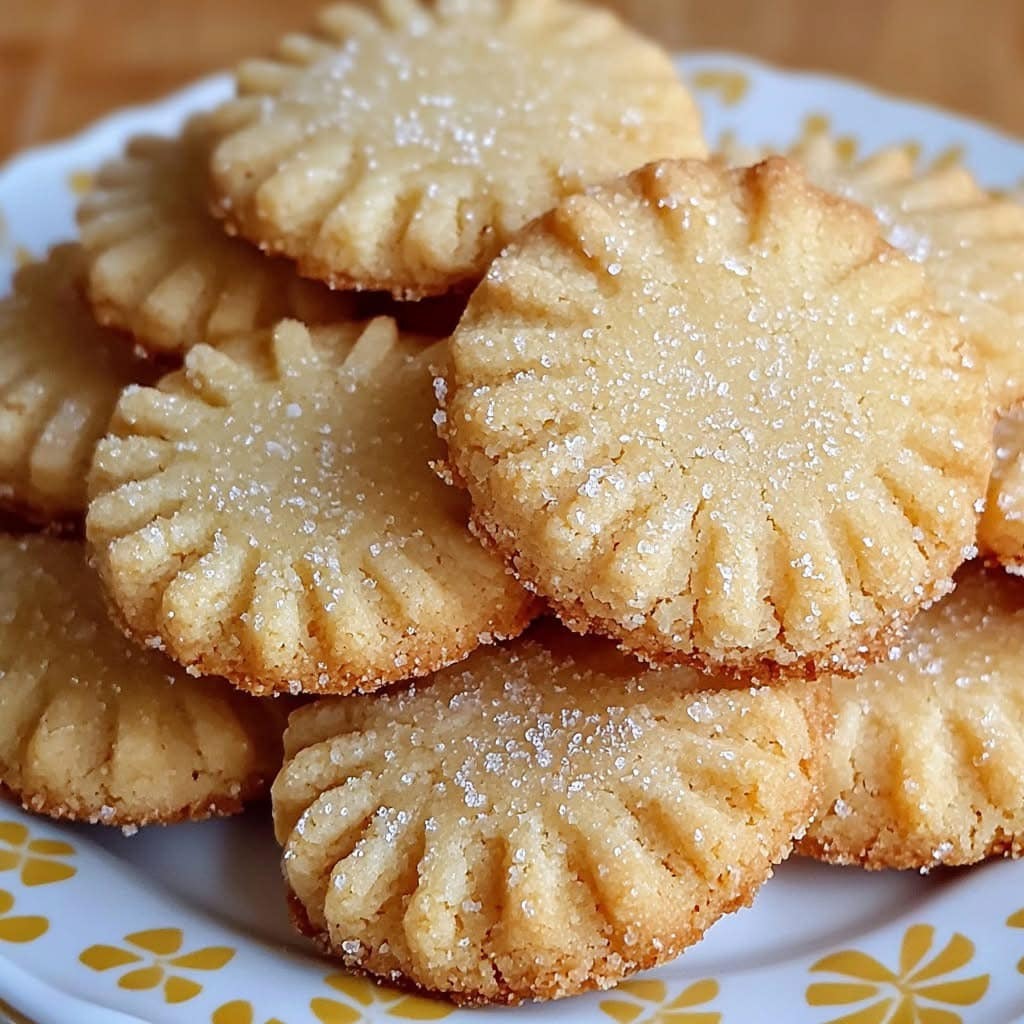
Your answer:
2;0;1024;1007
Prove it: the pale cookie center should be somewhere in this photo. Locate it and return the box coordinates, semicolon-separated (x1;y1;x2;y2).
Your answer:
185;362;450;548
279;28;644;183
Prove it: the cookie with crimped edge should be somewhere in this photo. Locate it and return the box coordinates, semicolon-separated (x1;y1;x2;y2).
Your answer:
0;533;293;828
444;157;991;679
87;317;538;695
206;0;706;299
722;134;1024;410
0;244;155;526
978;409;1024;573
76;114;356;357
799;562;1024;869
273;622;829;1005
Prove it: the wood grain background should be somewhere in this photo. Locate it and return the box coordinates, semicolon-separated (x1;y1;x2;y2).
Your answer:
3;0;1023;161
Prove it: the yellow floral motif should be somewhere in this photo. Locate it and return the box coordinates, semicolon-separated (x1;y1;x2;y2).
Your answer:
211;1000;286;1024
691;70;749;106
0;890;47;944
0;821;75;887
66;170;95;196
1008;910;1024;974
807;925;989;1024
311;974;453;1022
600;978;721;1023
79;928;234;1005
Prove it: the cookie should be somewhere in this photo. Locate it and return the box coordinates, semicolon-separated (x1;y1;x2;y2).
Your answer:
799;563;1024;869
723;134;1024;410
87;317;537;695
0;244;155;526
76;115;356;356
444;158;991;678
206;0;706;298
978;410;1024;573
0;532;292;828
273;623;828;1005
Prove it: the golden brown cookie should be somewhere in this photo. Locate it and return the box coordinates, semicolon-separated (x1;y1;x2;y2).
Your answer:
800;563;1024;869
273;623;828;1005
0;244;154;525
723;134;1024;410
87;317;537;695
0;532;293;828
207;0;706;298
444;158;991;679
979;409;1024;573
76;115;356;356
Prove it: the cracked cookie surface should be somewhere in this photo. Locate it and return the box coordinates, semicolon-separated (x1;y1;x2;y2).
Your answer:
444;158;991;678
87;317;537;694
274;623;827;1004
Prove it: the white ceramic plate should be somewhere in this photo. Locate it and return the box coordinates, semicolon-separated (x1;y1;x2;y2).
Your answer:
2;52;1024;1024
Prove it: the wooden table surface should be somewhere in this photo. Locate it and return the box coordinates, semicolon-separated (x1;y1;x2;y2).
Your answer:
3;0;1024;161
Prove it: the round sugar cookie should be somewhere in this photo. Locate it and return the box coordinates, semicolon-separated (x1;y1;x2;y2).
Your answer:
724;134;1024;410
0;244;154;525
206;0;706;298
444;157;991;679
77;115;356;356
87;317;538;695
273;624;828;1005
979;409;1024;573
799;563;1024;869
0;533;292;827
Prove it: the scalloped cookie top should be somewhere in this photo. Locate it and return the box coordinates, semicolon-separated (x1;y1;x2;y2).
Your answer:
0;244;154;523
0;532;292;827
801;563;1024;869
76;114;355;356
87;317;537;695
207;0;706;298
273;624;827;1004
725;134;1024;410
978;409;1024;572
444;158;991;678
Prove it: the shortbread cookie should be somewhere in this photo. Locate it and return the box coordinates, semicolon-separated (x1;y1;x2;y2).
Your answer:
0;533;292;827
87;318;537;695
273;624;828;1005
207;0;706;298
979;410;1024;572
77;116;355;356
444;158;991;678
0;244;154;524
800;563;1024;869
724;135;1024;410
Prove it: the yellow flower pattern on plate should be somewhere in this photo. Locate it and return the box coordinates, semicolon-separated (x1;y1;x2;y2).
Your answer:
310;975;453;1022
0;889;47;944
600;978;721;1023
1008;910;1024;974
0;820;75;887
211;1001;286;1024
79;928;235;1004
806;925;989;1024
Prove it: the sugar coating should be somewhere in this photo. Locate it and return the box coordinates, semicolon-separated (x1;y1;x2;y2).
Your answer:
0;244;154;523
445;158;992;678
206;0;706;298
0;533;292;827
77;114;355;356
86;317;537;695
801;563;1024;869
724;134;1024;410
978;409;1024;572
273;622;828;1005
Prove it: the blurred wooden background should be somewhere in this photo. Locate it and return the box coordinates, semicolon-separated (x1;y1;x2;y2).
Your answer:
3;0;1023;160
